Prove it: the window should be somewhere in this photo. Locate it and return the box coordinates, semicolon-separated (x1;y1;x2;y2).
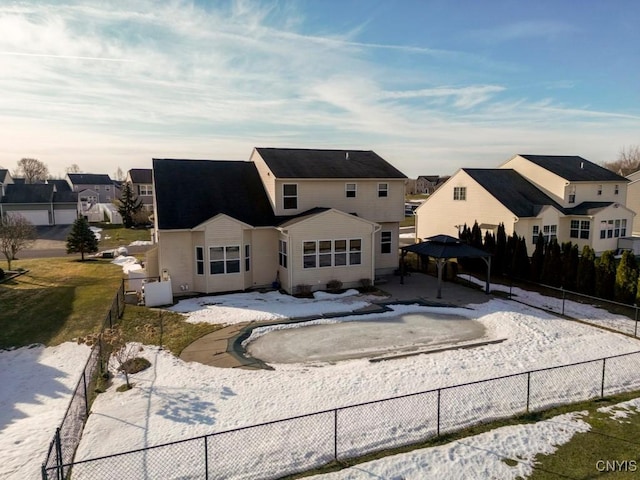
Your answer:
381;231;392;254
209;246;240;275
453;187;466;201
615;219;621;237
542;225;557;243
597;185;602;196
105;186;110;191
278;240;287;268
334;239;347;266
195;247;204;275
532;225;540;245
349;239;362;265
139;185;153;196
346;183;357;198
303;239;362;268
94;185;100;191
245;245;251;271
568;186;576;204
283;184;297;209
615;184;619;195
622;219;627;236
570;220;590;239
378;183;388;198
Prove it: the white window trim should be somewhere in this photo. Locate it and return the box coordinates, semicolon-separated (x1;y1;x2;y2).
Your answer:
195;246;204;276
278;239;288;268
283;183;298;210
381;230;392;254
345;183;357;198
453;186;466;201
209;245;241;275
302;238;363;269
378;183;389;198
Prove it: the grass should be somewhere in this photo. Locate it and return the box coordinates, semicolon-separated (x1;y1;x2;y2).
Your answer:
400;215;415;227
118;305;222;357
406;194;430;200
286;391;640;479
94;222;152;249
0;257;123;349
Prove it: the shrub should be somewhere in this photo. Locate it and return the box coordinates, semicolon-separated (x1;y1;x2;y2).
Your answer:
295;284;312;297
0;268;4;279
326;279;343;291
120;356;151;375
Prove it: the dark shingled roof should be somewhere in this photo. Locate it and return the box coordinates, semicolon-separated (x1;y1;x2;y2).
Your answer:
0;169;9;183
128;168;152;184
1;184;77;204
402;235;490;259
464;169;564;217
153;159;277;230
565;201;615;216
256;148;407;179
67;173;113;185
47;179;72;192
518;155;627;182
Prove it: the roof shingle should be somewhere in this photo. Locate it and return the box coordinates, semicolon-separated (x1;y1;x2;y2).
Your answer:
518;155;627;182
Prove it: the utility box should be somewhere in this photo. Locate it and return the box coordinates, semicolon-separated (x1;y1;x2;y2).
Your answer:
143;278;173;307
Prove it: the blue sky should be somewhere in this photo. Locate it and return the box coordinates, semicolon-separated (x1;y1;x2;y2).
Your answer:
0;0;638;178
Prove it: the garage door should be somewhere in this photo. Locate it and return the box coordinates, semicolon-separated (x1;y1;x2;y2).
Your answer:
7;210;50;226
54;209;79;225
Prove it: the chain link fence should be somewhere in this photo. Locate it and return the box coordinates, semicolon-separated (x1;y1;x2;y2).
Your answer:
41;281;125;480
43;349;640;480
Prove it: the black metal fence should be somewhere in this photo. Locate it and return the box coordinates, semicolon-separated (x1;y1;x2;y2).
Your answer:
42;349;640;480
41;281;125;480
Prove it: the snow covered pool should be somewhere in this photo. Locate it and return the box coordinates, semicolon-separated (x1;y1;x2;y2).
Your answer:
245;311;487;364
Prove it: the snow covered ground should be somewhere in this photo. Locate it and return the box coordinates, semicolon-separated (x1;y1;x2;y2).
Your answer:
0;343;91;480
10;285;640;480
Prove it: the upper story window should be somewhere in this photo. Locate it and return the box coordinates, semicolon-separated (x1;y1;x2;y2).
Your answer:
615;184;619;195
105;186;110;191
568;186;576;204
94;185;100;191
283;184;297;209
453;186;466;201
378;183;388;198
346;183;357;198
139;185;153;196
597;185;602;196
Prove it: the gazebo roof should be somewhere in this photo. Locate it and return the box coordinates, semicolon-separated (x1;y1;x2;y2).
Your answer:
401;235;490;260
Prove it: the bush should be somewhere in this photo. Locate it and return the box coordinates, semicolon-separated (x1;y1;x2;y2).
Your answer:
358;278;375;293
295;284;312;297
0;268;4;279
119;357;151;375
326;279;343;291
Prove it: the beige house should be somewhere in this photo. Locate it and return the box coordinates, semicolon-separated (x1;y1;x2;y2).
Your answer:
626;170;640;235
149;148;407;295
415;155;634;254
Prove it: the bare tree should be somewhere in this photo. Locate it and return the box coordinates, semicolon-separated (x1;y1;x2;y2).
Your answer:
65;164;82;174
603;145;640;176
15;157;49;183
0;214;36;270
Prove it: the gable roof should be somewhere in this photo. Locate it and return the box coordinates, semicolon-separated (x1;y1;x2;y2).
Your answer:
463;169;564;218
154;159;277;230
518;155;627;182
128;168;152;184
565;201;619;216
1;183;77;204
0;169;10;183
47;179;71;192
67;173;113;185
255;148;407;179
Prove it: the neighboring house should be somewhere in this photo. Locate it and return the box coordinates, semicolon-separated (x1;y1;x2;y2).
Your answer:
149;148;407;295
0;183;78;225
0;169;13;196
626;170;640;235
66;173;117;203
415;175;441;194
125;168;154;211
415;154;633;254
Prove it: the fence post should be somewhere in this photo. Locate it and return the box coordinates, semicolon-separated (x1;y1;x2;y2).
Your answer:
561;288;566;316
526;372;531;413
41;464;48;480
601;358;607;398
203;436;209;480
82;370;89;417
55;427;64;480
334;409;339;462
635;306;638;338
436;389;441;437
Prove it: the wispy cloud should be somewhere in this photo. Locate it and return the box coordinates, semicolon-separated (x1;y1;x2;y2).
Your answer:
469;20;579;43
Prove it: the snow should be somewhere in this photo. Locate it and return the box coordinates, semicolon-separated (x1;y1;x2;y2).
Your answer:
307;411;590;480
11;284;640;479
128;240;153;246
89;226;102;241
168;290;377;325
597;397;640;422
399;232;416;239
0;343;92;480
111;255;143;273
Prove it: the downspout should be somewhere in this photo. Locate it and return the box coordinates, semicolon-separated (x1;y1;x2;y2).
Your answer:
372;223;381;285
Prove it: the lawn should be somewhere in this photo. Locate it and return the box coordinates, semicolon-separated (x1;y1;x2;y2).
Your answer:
93;222;152;249
0;258;123;349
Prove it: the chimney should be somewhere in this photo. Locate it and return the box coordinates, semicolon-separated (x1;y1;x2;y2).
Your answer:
580;162;584;169
345;152;349;160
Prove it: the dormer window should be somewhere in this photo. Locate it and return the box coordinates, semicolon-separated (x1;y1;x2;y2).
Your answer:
568;186;576;204
346;183;357;198
283;184;297;209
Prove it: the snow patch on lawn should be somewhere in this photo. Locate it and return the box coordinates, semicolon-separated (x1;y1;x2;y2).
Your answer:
129;240;153;246
598;398;640;422
89;226;102;241
111;255;143;273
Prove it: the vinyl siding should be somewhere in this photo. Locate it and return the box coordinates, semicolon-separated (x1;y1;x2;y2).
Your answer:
375;222;400;275
627;179;640;234
157;231;194;293
500;155;567;202
251;150;277;210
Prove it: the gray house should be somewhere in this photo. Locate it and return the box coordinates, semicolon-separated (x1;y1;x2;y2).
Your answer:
0;183;78;225
126;168;154;211
66;173;118;203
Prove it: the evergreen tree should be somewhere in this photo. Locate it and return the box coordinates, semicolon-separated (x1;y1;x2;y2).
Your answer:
470;221;483;249
117;182;143;228
576;246;596;295
66;217;98;261
615;250;638;304
483;231;496;255
505;233;518;276
530;233;545;282
511;236;530;280
595;251;616;300
541;239;562;286
561;242;579;291
495;223;507;275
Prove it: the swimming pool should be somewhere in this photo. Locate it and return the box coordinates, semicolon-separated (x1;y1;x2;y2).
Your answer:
245;310;487;364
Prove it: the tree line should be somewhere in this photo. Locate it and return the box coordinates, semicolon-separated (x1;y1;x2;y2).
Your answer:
459;222;640;305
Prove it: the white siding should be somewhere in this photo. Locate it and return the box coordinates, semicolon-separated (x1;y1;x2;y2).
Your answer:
53;209;78;225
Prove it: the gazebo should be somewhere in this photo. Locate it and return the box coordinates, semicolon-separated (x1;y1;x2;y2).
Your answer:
400;234;492;298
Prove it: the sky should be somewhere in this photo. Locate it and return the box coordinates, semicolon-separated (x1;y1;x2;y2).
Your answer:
0;0;639;179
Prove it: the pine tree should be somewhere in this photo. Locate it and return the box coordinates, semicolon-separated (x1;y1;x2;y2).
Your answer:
66;217;98;261
117;182;143;228
576;246;596;295
595;251;616;300
541;239;562;286
615;250;638;304
560;242;579;291
511;236;530;280
483;231;496;255
530;233;545;282
495;223;507;275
